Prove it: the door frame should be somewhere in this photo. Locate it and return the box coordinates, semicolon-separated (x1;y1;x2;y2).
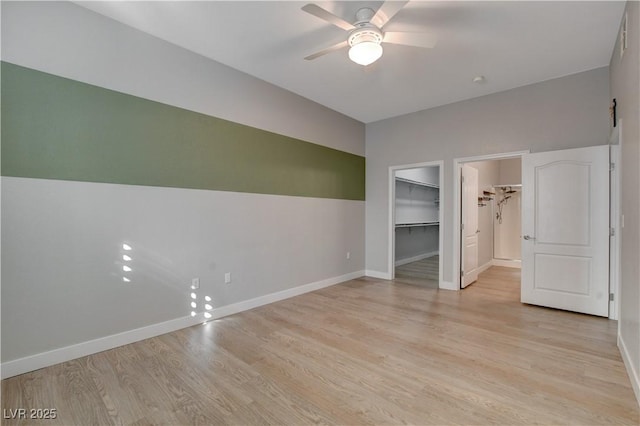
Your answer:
388;160;444;286
453;151;529;289
609;121;621;321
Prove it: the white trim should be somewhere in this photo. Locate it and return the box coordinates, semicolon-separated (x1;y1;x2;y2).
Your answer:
388;161;444;289
210;270;364;319
1;315;201;379
492;259;522;268
439;281;458;291
365;270;392;280
1;270;365;379
453;151;529;291
477;260;494;274
609;122;621;320
618;334;640;408
394;251;439;267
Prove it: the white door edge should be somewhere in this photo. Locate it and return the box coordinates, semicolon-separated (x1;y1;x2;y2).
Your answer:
609;121;622;320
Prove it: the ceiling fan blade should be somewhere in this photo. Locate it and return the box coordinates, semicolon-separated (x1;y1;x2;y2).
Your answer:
371;0;409;28
304;40;349;60
301;4;355;31
383;31;437;48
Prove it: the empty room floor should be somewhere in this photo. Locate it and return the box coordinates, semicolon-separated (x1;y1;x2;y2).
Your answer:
2;267;638;425
394;255;439;289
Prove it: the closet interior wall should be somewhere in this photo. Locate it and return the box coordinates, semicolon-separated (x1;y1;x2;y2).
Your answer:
394;167;440;265
494;158;522;261
465;158;522;268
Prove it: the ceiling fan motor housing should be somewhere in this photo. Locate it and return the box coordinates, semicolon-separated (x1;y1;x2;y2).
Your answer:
348;25;383;47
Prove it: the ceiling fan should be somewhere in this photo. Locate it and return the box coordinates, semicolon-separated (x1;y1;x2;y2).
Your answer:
302;1;437;66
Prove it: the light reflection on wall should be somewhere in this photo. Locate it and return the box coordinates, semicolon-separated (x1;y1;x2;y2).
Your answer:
121;243;133;283
189;284;213;323
117;243;216;321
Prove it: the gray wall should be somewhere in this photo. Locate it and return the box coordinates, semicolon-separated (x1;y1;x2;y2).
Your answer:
394;227;439;263
366;67;610;284
610;0;640;401
1;2;365;368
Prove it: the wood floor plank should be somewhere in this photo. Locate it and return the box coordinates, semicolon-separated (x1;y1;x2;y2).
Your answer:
396;255;440;282
2;266;638;425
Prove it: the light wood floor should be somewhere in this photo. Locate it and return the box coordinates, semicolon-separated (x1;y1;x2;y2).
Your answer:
2;267;638;425
395;255;439;280
395;255;439;288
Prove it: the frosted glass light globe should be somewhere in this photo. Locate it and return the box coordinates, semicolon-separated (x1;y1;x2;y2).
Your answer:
348;42;383;66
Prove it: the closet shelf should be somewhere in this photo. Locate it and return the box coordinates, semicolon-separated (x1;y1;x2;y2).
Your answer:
395;177;439;189
395;222;440;228
494;184;522;188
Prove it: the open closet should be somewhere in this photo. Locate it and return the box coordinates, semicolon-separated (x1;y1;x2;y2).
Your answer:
461;158;522;287
393;166;440;287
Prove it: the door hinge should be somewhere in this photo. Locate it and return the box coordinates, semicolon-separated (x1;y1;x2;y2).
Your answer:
461;270;465;277
610;293;614;302
610;227;615;237
461;223;465;230
461;176;465;184
610;162;615;172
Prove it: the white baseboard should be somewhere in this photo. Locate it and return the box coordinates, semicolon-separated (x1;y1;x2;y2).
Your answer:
365;270;392;280
477;260;494;274
439;281;458;291
209;270;365;319
1;270;365;379
394;251;439;267
618;334;640;408
1;315;202;380
492;258;522;268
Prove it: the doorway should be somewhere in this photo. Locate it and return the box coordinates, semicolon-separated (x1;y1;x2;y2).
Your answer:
459;156;524;289
454;146;615;319
389;161;444;288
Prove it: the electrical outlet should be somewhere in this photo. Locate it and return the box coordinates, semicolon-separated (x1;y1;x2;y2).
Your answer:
346;251;351;260
191;278;200;289
224;272;231;284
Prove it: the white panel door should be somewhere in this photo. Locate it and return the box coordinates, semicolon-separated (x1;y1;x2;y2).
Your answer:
461;165;479;288
521;145;609;317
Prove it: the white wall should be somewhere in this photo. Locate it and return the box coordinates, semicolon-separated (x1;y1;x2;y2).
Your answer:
494;190;522;261
497;158;522;185
466;161;500;268
494;159;523;261
366;67;610;286
1;2;365;375
610;0;640;404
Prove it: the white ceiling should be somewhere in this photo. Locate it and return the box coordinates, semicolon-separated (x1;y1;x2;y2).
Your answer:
76;1;625;123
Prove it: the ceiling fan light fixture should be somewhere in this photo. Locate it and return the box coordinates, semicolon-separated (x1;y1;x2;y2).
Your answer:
349;41;383;66
348;27;384;66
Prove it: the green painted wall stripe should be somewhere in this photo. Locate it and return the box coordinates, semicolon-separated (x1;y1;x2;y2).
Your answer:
1;62;365;200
